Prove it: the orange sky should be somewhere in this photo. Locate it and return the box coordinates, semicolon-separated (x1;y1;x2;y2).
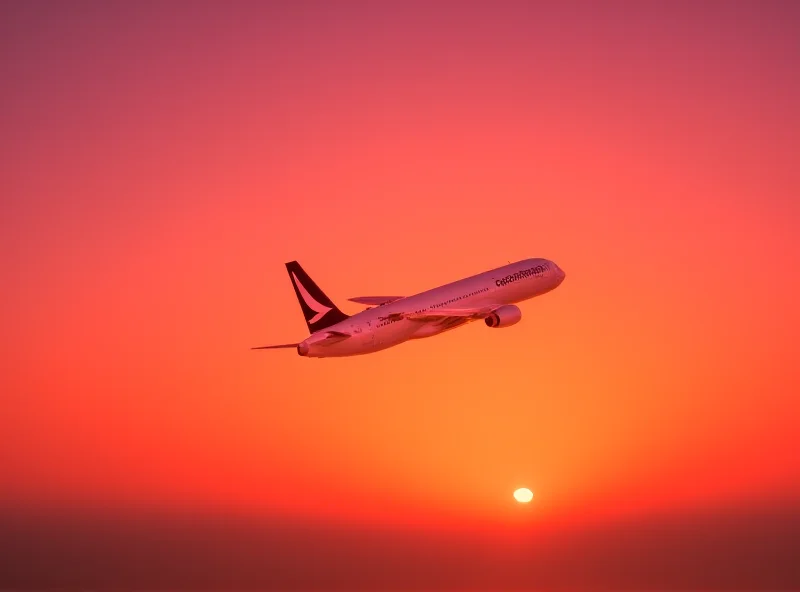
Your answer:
2;0;799;536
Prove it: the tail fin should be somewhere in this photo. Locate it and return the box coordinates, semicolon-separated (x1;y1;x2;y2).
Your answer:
285;261;350;333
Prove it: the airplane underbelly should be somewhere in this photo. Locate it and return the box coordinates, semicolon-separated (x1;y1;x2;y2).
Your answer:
410;317;469;339
374;321;416;349
306;329;372;357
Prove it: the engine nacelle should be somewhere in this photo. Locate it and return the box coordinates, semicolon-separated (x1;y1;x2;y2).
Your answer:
484;304;522;328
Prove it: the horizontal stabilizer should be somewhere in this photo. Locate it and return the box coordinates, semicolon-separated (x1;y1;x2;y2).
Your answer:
251;343;299;350
348;295;404;306
252;331;351;352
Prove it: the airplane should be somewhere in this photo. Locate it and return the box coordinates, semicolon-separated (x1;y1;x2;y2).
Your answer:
252;258;566;358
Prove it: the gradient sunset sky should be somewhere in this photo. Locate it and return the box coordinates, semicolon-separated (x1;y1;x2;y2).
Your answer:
2;0;799;588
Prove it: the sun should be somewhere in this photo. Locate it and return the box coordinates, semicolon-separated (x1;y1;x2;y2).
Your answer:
513;487;533;503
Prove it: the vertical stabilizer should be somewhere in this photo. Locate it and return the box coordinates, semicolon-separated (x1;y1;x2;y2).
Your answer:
285;261;350;333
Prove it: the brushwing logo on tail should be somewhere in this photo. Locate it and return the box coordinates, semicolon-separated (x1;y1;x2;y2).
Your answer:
291;271;332;324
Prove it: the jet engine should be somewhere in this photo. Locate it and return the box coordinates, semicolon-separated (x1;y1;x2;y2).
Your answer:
484;304;522;328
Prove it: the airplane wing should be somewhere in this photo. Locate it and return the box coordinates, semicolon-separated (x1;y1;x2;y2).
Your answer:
379;306;498;323
348;296;405;306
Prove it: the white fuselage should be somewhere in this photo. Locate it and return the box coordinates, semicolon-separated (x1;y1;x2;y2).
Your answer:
299;258;565;358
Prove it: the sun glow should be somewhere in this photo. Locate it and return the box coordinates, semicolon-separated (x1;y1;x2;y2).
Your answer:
513;488;533;503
